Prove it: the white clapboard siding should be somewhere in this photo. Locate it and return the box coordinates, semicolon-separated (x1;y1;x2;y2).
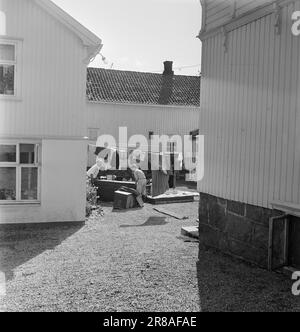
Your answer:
205;0;234;31
199;0;300;208
0;0;87;138
87;102;200;138
203;0;274;31
87;102;200;166
236;0;273;16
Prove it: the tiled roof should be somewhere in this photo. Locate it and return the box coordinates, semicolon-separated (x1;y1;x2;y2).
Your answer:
87;68;200;107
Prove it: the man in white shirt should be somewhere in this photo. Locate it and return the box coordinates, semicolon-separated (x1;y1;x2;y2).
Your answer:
87;164;100;179
87;157;107;180
131;164;147;208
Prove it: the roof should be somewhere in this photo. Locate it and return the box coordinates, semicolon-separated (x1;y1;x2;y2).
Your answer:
87;68;200;107
34;0;102;60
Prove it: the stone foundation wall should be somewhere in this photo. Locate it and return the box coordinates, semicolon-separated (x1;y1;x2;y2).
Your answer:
198;193;284;268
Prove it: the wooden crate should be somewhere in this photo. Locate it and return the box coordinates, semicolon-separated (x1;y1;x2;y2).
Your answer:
113;191;135;210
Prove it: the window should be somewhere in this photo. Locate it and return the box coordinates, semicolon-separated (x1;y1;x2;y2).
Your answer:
0;42;16;96
0;167;16;201
190;130;200;163
149;131;154;140
167;142;175;153
0;142;41;202
88;128;99;141
0;144;16;162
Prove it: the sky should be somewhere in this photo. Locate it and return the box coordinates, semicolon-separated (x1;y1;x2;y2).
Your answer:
52;0;202;76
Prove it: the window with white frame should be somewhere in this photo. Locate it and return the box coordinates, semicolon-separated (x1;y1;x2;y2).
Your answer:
0;41;17;96
0;143;41;202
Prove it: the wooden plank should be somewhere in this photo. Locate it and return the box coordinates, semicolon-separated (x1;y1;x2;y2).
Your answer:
154;207;189;220
148;195;195;205
181;226;199;239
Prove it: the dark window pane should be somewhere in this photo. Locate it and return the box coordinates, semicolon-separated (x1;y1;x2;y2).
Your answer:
0;44;15;61
0;145;16;162
21;168;38;200
88;129;99;141
0;65;14;95
20;144;35;164
0;168;16;200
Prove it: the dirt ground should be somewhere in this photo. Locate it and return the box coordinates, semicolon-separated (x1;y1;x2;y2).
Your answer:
0;200;300;312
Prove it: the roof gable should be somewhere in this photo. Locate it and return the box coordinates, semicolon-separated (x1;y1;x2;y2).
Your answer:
87;68;200;107
34;0;102;47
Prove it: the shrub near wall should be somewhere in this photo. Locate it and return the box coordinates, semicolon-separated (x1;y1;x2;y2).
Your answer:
86;178;99;217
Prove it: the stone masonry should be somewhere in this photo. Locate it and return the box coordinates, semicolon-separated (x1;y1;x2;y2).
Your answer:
198;193;284;268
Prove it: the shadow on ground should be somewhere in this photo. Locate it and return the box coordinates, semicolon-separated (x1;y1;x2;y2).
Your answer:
112;207;143;213
196;248;300;312
120;216;168;228
0;222;84;281
101;202;143;214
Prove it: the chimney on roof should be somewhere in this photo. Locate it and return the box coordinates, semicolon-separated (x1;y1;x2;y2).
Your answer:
159;62;174;105
163;61;174;75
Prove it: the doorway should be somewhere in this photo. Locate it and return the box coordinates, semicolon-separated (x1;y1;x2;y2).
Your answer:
269;214;300;271
288;216;300;269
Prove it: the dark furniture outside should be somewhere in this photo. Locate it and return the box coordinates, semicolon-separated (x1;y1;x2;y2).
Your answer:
94;180;136;202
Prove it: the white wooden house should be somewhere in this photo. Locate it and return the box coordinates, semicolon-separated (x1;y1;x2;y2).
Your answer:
0;0;102;224
198;0;300;269
86;62;200;167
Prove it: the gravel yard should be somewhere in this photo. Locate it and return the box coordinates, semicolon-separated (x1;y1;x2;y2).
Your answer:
0;201;299;312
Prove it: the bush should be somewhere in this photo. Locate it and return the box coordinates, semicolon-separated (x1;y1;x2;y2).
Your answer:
86;178;99;217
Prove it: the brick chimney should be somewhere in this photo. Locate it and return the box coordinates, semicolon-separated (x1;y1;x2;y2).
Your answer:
163;61;174;75
159;61;174;105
